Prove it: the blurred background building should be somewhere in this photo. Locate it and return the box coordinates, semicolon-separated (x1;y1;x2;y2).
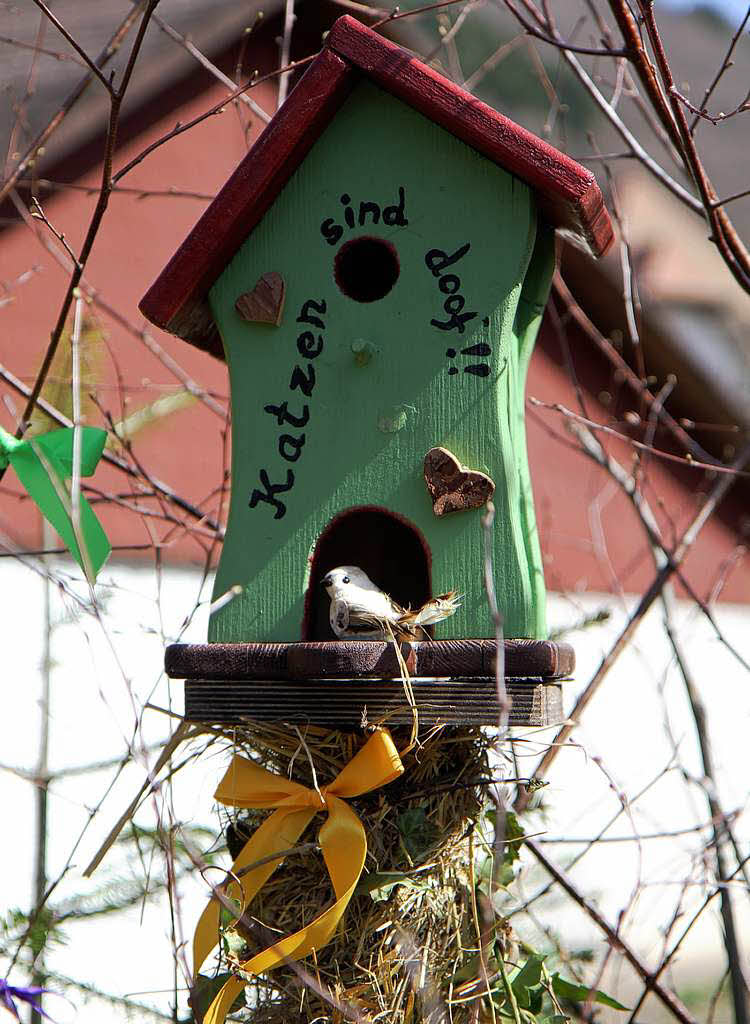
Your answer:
1;2;748;1021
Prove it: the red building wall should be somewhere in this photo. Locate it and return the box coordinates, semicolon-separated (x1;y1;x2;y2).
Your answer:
1;70;747;604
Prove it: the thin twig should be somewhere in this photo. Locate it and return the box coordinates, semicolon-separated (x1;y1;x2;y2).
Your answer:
150;10;271;124
504;0;702;214
30;0;115;94
0;34;87;67
83;721;193;877
0;3;147;207
636;1;750;293
0;361;224;535
663;619;750;1024
277;0;296;109
88;291;228;419
688;4;750;133
111;54;317;186
529;397;748;477
526;837;699;1024
505;0;628;57
518;437;750;798
10;1;162;446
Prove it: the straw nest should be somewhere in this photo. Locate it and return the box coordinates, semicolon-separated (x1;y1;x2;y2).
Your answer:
200;720;499;1023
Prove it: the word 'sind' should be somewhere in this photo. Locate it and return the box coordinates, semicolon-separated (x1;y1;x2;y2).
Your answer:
320;188;408;247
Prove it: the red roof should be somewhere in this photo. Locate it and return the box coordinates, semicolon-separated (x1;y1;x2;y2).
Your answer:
140;15;613;358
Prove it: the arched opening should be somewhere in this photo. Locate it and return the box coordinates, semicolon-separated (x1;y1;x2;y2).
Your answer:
302;506;432;640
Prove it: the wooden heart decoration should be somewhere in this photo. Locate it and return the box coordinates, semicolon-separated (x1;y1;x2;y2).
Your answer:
235;271;285;326
423;446;495;516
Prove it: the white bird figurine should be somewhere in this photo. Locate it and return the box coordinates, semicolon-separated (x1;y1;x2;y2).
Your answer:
321;565;461;641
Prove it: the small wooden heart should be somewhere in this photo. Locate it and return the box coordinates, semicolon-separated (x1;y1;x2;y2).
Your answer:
235;271;285;326
423;446;495;516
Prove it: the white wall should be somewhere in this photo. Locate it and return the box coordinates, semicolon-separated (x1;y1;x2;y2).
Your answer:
1;561;747;1020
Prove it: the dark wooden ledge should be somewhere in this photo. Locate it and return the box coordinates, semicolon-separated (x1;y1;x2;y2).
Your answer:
166;638;574;681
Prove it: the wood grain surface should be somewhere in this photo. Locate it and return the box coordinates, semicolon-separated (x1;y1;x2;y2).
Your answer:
423;446;495;515
235;271;286;325
139;47;354;355
182;676;563;727
206;79;547;642
139;15;612;354
166;638;575;680
327;17;613;258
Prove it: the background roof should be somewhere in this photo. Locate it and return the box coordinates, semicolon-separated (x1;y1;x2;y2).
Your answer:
1;0;280;178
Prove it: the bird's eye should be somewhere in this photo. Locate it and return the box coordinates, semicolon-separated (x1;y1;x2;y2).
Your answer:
342;576;350;584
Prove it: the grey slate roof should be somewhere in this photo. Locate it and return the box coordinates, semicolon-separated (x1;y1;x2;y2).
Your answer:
1;0;280;178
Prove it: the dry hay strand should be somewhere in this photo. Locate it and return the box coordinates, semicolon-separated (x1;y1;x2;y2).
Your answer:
199;720;500;1023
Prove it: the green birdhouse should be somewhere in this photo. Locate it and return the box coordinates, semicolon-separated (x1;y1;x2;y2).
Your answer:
141;16;612;650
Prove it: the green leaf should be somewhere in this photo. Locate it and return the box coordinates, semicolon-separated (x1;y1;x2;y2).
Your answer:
190;973;244;1023
34;426;107;476
504;811;526;864
223;927;247;957
397;807;439;860
505;953;546;1010
484;810;526;865
551;973;629;1011
356;870;425;902
528;985;544;1015
10;435;110;578
511;952;545;994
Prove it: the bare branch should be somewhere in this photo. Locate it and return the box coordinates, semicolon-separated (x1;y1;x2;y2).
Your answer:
0;34;88;67
519;437;750;796
526;837;699;1024
150;10;271;124
0;3;146;206
689;4;750;133
29;0;115;94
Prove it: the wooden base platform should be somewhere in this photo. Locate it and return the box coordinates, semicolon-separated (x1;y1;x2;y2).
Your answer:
166;639;573;728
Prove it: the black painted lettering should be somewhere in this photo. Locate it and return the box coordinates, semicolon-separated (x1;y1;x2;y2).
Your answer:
297;332;323;359
358;201;380;226
340;193;355;229
320;219;343;247
289;363;315;397
248;469;294;520
462;342;491;357
296;298;327;329
425;242;471;277
431;299;478;334
279;433;306;462
264;401;309;428
383;186;408;226
438;274;460;295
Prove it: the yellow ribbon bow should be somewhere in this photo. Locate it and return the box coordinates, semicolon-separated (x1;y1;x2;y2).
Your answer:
194;729;404;1024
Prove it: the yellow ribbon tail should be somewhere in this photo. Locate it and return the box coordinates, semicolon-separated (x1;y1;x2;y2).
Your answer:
193;806;315;974
195;729;404;1024
204;975;246;1024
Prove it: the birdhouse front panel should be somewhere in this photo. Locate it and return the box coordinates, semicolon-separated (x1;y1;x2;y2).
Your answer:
207;80;554;644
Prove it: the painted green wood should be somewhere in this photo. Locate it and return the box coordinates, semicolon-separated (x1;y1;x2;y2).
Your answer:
513;223;556;634
207;80;549;643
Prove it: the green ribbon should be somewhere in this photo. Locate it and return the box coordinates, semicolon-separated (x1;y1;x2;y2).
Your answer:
0;424;111;579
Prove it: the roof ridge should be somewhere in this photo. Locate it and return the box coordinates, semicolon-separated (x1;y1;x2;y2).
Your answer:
140;14;612;356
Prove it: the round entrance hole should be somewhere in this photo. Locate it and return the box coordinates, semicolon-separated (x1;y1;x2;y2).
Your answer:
334;236;400;303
